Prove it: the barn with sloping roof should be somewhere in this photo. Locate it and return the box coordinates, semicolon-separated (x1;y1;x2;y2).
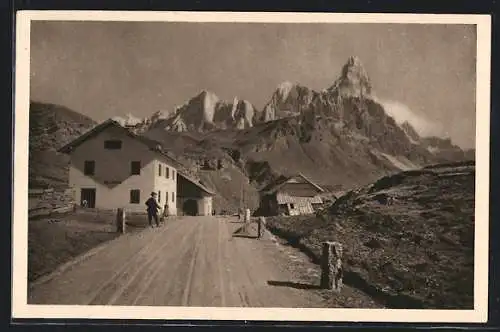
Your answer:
258;173;325;216
176;172;215;216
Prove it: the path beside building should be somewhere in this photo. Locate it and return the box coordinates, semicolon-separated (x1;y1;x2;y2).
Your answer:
28;216;331;307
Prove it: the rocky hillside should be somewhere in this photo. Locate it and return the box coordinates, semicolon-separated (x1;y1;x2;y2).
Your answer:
29;55;474;209
265;160;475;309
138;127;260;214
29;101;97;188
259;82;317;122
117;91;259;133
127;56;473;191
226;95;436;190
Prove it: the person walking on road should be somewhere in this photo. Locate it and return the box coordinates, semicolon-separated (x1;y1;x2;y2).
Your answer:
145;192;161;228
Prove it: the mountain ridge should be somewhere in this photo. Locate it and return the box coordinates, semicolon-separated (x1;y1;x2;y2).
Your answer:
28;56;474;211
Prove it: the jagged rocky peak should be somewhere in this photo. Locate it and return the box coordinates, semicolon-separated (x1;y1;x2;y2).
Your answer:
150;110;169;121
231;96;239;118
260;81;316;122
112;113;143;127
233;99;255;129
258;56;373;123
275;81;296;102
199;89;220;123
400;121;421;143
163;114;188;132
165;89;221;131
329;55;372;98
158;90;258;132
197;89;219;102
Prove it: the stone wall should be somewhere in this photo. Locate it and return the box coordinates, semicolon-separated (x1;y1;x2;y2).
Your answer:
29;188;76;218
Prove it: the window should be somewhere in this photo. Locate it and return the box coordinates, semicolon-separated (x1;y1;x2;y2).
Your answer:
130;189;140;204
130;161;141;175
158;191;161;203
158;164;162;176
290;203;295;209
166;167;170;179
172;192;175;202
84;160;95;175
104;140;122;149
165;192;168;202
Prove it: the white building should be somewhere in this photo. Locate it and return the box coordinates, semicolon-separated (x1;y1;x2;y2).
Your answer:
58;119;215;215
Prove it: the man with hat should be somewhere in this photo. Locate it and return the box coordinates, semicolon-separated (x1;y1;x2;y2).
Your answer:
145;192;161;228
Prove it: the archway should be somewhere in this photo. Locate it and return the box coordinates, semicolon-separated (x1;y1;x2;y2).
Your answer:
182;199;198;216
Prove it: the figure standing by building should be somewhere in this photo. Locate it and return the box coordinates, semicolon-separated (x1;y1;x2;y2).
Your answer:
145;192;161;228
162;203;169;222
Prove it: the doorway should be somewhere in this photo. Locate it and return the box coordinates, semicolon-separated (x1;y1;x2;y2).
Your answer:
182;199;198;216
80;188;96;208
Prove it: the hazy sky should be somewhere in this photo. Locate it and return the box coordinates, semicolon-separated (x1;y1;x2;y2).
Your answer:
30;21;476;148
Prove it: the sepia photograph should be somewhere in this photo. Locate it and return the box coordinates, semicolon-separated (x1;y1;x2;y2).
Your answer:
13;11;490;322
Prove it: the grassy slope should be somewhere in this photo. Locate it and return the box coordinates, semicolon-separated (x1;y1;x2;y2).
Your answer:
199;165;260;214
28;210;151;282
228;112;421;190
29;101;97;188
28;211;118;282
265;161;475;309
243;136;390;189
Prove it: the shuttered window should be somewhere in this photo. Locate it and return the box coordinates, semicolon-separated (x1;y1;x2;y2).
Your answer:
130;190;140;204
84;160;95;175
130;161;141;175
104;140;122;149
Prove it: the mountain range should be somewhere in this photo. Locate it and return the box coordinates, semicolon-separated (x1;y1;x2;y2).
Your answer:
29;56;474;212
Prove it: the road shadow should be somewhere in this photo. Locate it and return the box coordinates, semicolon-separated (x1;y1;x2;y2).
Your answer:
232;234;259;239
232;225;259;239
267;280;321;290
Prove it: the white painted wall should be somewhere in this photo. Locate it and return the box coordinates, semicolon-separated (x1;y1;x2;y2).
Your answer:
197;196;213;216
67;125;178;214
153;160;177;216
69;160;157;213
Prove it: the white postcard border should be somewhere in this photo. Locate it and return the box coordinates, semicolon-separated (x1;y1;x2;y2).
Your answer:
12;11;492;323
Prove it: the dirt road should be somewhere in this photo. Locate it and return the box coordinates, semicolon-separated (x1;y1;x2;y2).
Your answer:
28;216;333;307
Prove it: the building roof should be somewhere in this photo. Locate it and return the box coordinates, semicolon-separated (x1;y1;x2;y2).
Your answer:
178;172;216;196
260;173;325;195
58;119;184;167
276;192;323;205
58;119;216;195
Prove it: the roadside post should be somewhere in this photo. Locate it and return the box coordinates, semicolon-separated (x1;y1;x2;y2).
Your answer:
258;216;265;239
243;208;251;233
320;241;343;291
116;208;126;234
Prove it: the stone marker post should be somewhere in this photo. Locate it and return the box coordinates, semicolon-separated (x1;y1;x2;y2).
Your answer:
258;216;265;239
116;208;126;234
320;241;343;291
242;208;251;233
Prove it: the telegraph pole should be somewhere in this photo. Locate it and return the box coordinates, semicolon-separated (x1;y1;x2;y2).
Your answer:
240;179;244;210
